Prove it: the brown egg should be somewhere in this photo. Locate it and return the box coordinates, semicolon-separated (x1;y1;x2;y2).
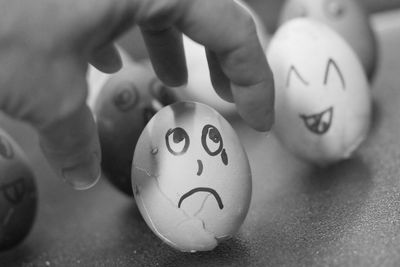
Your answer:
278;0;378;80
94;61;178;195
0;130;37;251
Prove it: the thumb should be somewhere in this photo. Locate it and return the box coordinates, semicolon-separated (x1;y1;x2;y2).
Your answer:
36;60;101;190
0;54;102;190
39;103;101;190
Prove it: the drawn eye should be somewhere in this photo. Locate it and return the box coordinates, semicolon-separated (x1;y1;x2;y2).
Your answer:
150;78;177;106
202;125;223;156
325;0;345;18
113;85;138;112
287;65;308;87
166;127;190;155
324;58;346;90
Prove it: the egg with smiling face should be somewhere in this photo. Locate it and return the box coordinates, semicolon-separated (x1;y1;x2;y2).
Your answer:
267;18;371;165
278;0;378;80
132;102;251;252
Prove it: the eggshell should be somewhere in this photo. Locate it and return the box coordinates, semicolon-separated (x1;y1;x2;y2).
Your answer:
94;61;178;195
0;130;37;250
132;102;251;252
267;18;371;165
174;0;270;116
278;0;378;80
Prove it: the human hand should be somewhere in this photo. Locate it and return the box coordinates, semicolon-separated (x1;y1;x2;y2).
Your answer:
0;0;274;189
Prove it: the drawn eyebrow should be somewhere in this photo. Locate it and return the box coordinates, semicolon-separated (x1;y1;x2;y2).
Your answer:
324;58;345;89
286;65;309;87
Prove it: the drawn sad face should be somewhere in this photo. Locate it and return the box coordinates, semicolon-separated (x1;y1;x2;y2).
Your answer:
268;19;371;165
165;124;229;211
132;102;251;252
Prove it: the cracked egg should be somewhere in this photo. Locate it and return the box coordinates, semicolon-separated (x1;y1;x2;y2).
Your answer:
267;18;371;165
132;101;251;252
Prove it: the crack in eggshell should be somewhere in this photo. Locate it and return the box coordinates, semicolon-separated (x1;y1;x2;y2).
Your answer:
133;165;190;217
133;165;219;251
193;193;212;217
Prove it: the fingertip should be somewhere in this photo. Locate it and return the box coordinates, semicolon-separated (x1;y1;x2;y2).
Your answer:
232;80;275;132
206;49;234;103
155;67;188;87
239;105;274;132
61;152;102;190
90;44;123;74
39;105;103;190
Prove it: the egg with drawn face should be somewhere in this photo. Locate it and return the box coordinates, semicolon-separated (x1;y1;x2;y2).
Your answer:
176;0;270;116
278;0;377;80
94;61;178;195
267;18;371;165
0;130;37;251
132;102;251;252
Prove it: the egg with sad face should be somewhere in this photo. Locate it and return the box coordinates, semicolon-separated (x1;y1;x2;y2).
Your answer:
132;102;251;252
267;19;371;165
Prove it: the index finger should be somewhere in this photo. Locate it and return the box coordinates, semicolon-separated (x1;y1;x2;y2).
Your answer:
176;0;274;131
79;0;275;131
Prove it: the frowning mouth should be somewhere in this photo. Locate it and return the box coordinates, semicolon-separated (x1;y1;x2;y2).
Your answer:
300;107;333;135
178;187;223;209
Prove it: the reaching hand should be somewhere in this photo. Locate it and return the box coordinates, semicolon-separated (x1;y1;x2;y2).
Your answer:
0;0;274;189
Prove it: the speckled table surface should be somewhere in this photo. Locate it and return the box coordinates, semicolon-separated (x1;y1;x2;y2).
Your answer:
2;3;400;267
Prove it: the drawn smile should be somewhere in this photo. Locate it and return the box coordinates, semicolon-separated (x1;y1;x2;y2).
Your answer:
0;178;26;205
300;107;333;135
178;187;224;209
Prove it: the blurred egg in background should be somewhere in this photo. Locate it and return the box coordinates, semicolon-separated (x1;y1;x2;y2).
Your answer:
278;0;378;81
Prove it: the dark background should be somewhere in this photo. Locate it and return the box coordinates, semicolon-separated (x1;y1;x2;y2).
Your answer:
2;0;400;266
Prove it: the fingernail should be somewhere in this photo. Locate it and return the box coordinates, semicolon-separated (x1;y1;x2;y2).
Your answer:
62;153;101;190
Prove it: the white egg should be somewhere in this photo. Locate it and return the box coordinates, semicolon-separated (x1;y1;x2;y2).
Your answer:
132;102;251;252
267;18;371;165
175;0;270;116
278;0;378;80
